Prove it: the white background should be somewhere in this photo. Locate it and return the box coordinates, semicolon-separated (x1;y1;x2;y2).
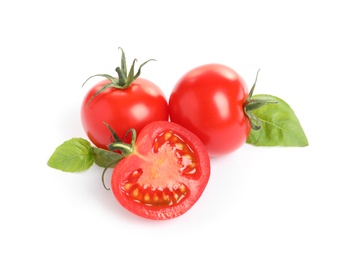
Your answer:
1;0;352;259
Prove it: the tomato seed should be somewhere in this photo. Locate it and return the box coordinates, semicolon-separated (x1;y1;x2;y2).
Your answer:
179;184;186;193
144;193;150;202
124;183;132;190
132;188;139;198
175;143;184;150
173;192;179;201
164;132;172;140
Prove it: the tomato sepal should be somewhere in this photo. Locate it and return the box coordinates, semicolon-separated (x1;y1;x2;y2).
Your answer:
104;122;136;156
82;47;155;106
244;69;278;131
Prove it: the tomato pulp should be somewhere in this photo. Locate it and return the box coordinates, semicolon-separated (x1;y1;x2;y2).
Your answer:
169;64;251;157
111;121;210;220
81;78;168;150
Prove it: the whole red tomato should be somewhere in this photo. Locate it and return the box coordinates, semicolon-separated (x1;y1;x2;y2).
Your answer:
110;121;210;220
81;48;168;150
169;64;251;157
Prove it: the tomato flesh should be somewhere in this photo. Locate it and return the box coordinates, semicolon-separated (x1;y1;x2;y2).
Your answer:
111;121;210;220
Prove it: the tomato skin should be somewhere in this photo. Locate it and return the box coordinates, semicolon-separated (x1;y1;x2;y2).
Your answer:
169;64;251;157
111;121;210;220
81;78;168;149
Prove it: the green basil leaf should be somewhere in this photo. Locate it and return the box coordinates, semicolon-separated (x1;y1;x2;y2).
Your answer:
246;94;309;147
47;138;94;172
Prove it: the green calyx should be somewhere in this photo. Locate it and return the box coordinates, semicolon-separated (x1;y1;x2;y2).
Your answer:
82;47;155;106
100;122;137;190
104;122;136;156
243;69;278;131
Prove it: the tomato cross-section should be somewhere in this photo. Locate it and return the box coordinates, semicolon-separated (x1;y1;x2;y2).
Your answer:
111;121;210;220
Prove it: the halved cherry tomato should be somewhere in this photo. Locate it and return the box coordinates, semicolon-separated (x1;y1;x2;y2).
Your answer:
110;121;210;220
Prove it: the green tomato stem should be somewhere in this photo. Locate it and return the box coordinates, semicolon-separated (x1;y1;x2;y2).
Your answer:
82;47;155;106
244;69;278;131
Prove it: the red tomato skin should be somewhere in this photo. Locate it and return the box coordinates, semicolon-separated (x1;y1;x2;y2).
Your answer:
81;78;168;149
169;64;251;157
111;121;210;220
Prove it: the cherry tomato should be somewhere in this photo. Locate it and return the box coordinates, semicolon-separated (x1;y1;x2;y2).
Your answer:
81;48;168;150
169;64;251;157
110;121;210;220
81;78;168;149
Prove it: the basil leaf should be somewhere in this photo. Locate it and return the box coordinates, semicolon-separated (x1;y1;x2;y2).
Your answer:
246;94;308;147
47;138;94;172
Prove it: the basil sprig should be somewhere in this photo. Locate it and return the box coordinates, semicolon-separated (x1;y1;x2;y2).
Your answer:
47;125;136;173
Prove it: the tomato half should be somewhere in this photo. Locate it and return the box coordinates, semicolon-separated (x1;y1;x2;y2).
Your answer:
81;78;168;149
110;121;210;220
169;64;251;157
